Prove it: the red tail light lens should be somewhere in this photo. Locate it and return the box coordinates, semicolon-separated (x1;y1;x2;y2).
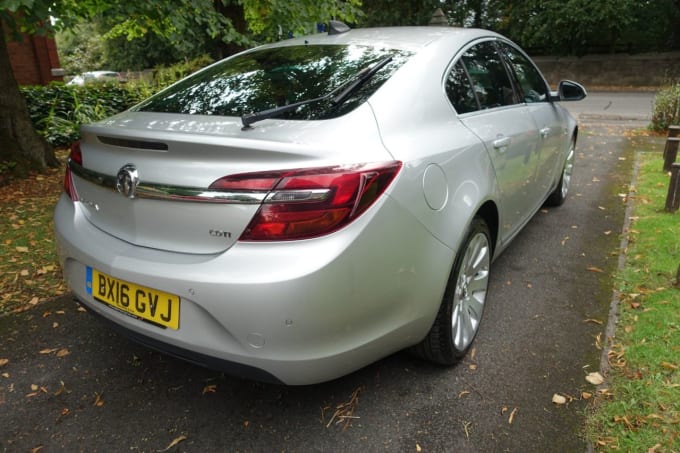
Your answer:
210;161;402;241
64;141;82;201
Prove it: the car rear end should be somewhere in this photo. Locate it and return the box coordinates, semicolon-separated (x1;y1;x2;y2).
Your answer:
54;36;454;384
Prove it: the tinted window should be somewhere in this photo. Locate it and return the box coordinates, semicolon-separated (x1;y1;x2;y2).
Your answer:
134;45;412;120
460;41;518;110
445;61;479;114
498;43;548;103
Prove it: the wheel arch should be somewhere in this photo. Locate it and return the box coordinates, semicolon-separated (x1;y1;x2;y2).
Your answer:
475;200;499;257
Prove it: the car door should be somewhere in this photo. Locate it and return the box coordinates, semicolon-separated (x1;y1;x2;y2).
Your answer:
498;41;567;197
447;40;541;243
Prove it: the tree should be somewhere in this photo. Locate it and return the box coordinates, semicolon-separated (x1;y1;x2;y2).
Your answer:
0;19;57;173
0;0;362;174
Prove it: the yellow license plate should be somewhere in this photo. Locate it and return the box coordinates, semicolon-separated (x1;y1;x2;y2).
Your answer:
86;267;180;330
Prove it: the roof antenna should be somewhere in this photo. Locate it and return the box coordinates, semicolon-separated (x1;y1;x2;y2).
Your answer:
328;20;350;35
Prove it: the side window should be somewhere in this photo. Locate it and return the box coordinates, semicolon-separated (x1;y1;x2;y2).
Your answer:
445;61;479;114
498;42;549;103
461;41;518;110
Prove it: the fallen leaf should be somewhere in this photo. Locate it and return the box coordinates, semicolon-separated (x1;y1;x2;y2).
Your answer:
0;358;8;367
15;246;29;253
31;384;38;391
581;392;593;400
648;444;662;453
56;349;70;358
202;384;217;394
586;372;604;385
53;322;59;328
661;362;678;370
552;394;567;405
416;444;422;452
30;446;44;453
1;373;9;378
586;266;604;273
243;421;250;428
20;269;29;277
157;435;187;452
508;407;518;424
458;390;470;398
584;318;603;325
93;393;104;407
39;348;58;355
54;381;66;396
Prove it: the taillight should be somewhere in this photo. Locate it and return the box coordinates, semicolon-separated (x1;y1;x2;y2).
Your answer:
210;161;402;241
64;141;82;201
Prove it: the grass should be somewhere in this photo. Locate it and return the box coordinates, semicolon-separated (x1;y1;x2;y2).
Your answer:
586;151;680;450
0;150;68;314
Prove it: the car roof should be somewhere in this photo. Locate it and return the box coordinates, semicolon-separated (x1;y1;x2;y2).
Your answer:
262;26;500;53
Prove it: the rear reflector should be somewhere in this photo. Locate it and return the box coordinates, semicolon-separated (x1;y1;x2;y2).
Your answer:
210;161;402;240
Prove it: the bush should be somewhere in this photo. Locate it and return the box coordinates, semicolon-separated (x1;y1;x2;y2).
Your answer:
651;83;680;132
150;54;214;90
20;55;214;147
20;83;148;147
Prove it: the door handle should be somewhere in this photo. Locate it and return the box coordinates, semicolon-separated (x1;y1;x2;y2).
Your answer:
540;127;551;139
493;136;511;150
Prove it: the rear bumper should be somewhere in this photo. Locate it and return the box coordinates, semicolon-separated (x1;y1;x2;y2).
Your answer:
54;192;453;384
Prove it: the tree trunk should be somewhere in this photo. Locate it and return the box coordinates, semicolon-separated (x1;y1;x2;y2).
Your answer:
0;21;57;177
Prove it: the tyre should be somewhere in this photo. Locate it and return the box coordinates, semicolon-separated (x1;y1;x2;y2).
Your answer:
545;139;575;207
413;217;491;365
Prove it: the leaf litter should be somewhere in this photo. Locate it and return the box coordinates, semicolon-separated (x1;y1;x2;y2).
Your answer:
0;150;68;314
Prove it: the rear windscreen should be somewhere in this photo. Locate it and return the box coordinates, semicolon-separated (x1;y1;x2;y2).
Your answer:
133;44;412;120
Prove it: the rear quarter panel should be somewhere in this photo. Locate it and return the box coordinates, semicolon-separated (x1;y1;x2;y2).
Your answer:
369;37;499;255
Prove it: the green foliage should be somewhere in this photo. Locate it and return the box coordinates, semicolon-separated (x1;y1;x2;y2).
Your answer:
20;82;141;147
55;22;106;75
242;0;363;41
651;84;680;132
357;0;680;55
149;55;214;89
19;56;213;147
358;0;439;26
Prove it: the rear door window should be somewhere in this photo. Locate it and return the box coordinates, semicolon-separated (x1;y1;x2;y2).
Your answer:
459;41;519;110
497;42;549;103
445;61;479;114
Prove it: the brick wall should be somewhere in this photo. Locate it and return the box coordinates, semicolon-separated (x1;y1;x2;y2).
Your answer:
6;32;63;86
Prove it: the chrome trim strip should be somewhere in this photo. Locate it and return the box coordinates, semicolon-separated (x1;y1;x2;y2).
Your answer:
264;189;330;203
68;160;267;204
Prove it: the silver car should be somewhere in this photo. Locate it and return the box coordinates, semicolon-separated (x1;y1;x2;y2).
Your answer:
54;24;585;385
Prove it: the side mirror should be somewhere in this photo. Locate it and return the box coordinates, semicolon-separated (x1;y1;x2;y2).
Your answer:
550;80;587;102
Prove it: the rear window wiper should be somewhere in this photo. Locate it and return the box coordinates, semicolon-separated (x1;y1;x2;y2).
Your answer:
241;56;393;129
